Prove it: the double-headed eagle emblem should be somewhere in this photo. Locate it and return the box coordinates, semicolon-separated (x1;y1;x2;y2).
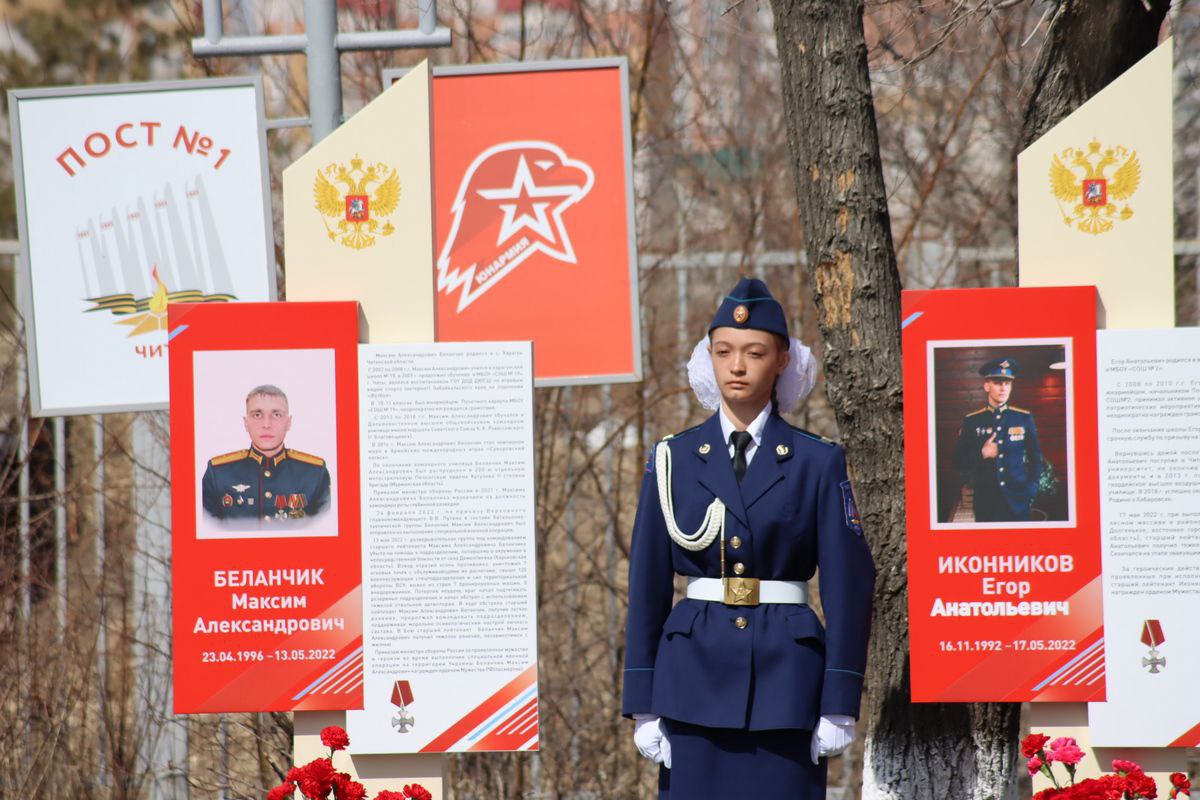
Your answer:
314;156;401;250
1049;140;1140;235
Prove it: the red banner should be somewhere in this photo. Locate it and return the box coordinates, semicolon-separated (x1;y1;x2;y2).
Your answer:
168;301;363;713
902;286;1104;702
431;62;639;384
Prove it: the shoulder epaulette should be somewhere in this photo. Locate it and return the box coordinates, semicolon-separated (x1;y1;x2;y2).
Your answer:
210;449;249;466
661;423;703;442
788;425;836;447
1008;406;1030;414
965;407;991;417
288;449;326;467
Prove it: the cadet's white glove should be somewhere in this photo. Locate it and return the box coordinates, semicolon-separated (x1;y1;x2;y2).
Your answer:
810;714;856;764
633;714;672;768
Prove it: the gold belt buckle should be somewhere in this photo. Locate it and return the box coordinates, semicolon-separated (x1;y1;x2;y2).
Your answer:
723;577;760;606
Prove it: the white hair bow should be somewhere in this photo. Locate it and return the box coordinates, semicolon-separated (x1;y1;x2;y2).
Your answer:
686;336;817;413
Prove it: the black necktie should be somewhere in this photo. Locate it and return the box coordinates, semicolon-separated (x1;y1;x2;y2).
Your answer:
731;431;753;484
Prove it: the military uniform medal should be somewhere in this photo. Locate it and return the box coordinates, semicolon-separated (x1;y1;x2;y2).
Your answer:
1141;619;1165;673
391;679;415;733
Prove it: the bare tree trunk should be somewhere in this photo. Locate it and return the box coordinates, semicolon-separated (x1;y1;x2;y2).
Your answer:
1019;0;1170;151
770;1;1171;797
768;2;1019;798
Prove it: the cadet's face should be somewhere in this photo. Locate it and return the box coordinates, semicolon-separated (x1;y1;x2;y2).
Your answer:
984;379;1012;406
709;328;790;409
244;394;292;453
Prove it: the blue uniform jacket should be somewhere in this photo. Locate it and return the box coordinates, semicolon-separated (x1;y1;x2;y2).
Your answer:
953;404;1042;520
201;445;331;523
621;412;875;731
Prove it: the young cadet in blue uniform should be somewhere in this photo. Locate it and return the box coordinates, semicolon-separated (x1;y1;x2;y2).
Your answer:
622;278;875;799
201;384;331;524
952;358;1043;522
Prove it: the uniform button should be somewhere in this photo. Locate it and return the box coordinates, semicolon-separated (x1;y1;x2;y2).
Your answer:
999;467;1005;472
265;491;272;498
263;515;271;521
729;536;742;549
1000;481;1006;486
734;617;748;629
265;471;272;477
996;440;1003;444
999;454;1005;459
733;562;745;575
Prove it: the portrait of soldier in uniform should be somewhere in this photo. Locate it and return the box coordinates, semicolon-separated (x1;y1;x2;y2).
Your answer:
952;358;1042;522
200;384;331;525
931;343;1073;527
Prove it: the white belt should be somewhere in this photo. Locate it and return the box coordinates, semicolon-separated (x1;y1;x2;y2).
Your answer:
686;577;809;605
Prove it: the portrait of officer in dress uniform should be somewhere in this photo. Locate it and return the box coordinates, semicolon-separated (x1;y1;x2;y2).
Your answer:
200;384;332;526
622;277;875;800
952;357;1043;523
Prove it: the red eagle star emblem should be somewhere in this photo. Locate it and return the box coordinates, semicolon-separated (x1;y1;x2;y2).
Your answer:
438;141;595;311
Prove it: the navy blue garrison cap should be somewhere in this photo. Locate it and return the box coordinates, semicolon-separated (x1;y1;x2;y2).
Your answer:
708;278;789;339
979;357;1020;380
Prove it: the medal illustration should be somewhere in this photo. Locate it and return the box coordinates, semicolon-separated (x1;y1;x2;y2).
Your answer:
288;493;308;519
1140;619;1165;673
390;679;415;733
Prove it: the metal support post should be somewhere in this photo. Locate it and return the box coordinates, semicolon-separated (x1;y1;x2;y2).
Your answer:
55;416;67;635
193;0;451;144
303;0;342;143
94;415;109;788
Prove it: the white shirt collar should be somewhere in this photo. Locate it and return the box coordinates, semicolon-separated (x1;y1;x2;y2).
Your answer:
719;401;773;450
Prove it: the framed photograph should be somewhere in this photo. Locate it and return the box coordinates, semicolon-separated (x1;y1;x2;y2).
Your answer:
168;301;363;713
193;349;339;540
7;77;275;416
902;286;1103;703
928;338;1075;529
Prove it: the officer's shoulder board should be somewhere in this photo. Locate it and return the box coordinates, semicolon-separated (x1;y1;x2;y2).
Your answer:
660;422;703;443
1008;405;1031;414
287;449;326;467
788;424;836;447
210;449;250;466
965;406;991;417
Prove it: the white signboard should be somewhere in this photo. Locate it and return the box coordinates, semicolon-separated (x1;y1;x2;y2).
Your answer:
9;78;275;416
1089;328;1200;747
347;341;539;753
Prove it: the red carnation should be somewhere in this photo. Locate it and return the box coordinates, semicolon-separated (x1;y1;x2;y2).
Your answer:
299;758;338;799
267;782;296;800
1046;737;1085;766
333;774;368;800
403;785;433;800
1023;733;1052;759
321;726;351;752
1171;772;1192;799
1032;788;1069;800
373;793;406;800
1125;771;1158;799
287;767;305;785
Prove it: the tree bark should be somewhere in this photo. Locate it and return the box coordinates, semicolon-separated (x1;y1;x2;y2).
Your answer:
1019;0;1170;151
768;1;1018;798
770;1;1169;798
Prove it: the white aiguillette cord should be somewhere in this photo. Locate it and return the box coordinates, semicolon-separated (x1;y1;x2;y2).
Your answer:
655;441;725;552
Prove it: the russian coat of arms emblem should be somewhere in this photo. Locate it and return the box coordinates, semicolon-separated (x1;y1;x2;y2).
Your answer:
313;156;400;250
1049;140;1140;235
